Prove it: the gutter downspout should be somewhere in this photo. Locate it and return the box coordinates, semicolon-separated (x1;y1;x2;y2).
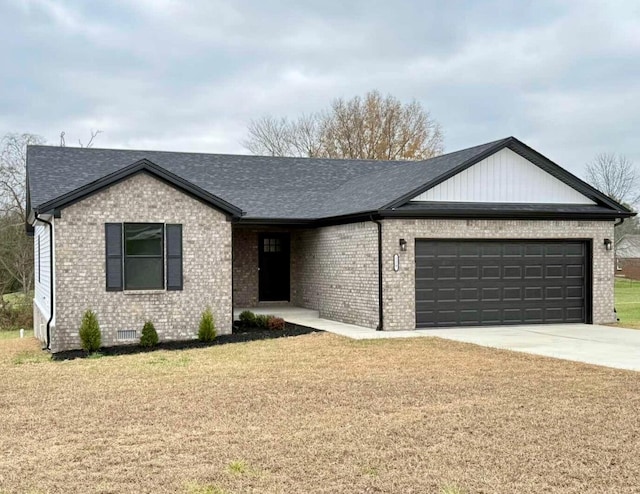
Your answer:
370;215;383;331
34;213;53;351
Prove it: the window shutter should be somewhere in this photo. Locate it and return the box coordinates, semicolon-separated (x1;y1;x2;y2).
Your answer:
166;224;183;291
105;223;123;291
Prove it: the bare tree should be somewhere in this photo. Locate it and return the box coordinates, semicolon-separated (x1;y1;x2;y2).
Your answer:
243;90;444;160
0;133;45;222
586;153;640;206
0;130;103;297
0;214;34;294
244;117;295;157
60;129;102;148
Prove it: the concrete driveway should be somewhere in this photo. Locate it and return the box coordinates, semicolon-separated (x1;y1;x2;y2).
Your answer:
424;324;640;371
236;305;640;371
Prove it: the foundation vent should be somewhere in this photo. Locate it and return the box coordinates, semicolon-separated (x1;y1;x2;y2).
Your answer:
117;329;138;341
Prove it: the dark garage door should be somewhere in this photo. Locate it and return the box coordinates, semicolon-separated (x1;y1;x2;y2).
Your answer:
415;240;588;328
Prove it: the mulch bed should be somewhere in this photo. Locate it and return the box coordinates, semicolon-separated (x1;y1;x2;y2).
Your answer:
52;322;321;360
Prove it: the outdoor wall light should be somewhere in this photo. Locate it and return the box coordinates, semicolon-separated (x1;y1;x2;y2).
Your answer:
399;238;407;251
604;238;613;251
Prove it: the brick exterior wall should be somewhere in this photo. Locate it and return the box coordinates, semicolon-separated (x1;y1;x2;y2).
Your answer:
52;173;232;352
232;228;260;307
290;223;379;328
381;219;616;329
616;258;640;280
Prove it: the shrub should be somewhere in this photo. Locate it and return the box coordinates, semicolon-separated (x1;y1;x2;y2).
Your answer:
267;316;285;331
140;321;159;347
79;309;101;352
238;310;256;327
255;314;270;329
198;307;217;342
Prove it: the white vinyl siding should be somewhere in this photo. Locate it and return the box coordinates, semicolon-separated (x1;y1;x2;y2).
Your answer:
34;222;52;320
411;148;596;204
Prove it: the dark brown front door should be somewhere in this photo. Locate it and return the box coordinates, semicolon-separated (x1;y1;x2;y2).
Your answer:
258;233;290;301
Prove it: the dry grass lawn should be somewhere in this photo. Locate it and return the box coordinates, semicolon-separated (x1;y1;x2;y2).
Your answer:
1;332;639;493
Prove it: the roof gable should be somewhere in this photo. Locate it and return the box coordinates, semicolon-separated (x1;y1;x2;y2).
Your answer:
410;147;595;205
386;137;632;213
32;158;243;218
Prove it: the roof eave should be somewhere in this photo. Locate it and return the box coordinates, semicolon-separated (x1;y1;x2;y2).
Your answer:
379;207;635;221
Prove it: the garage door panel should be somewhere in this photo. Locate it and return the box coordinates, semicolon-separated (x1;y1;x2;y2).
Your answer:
566;307;585;321
460;287;480;302
524;244;544;257
566;264;584;277
415;275;435;289
415;240;588;328
504;308;523;323
437;265;457;279
503;286;522;300
524;308;544;322
524;287;543;300
566;286;584;299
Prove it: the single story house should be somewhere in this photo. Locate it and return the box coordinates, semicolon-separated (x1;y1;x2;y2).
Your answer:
26;136;635;352
616;235;640;279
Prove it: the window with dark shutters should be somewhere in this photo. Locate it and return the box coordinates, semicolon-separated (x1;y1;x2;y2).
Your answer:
166;224;183;291
104;223;183;291
105;223;123;291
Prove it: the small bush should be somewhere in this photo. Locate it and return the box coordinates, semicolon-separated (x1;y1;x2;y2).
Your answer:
267;316;285;331
254;314;270;329
198;307;217;342
238;310;256;327
79;309;101;352
140;320;159;347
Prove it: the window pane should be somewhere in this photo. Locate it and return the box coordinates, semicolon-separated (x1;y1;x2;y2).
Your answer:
125;258;163;290
125;224;163;256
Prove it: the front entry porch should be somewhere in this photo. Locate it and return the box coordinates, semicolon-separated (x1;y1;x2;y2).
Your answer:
232;222;381;331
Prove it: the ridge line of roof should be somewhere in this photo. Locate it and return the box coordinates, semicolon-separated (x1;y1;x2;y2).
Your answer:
27;136;512;165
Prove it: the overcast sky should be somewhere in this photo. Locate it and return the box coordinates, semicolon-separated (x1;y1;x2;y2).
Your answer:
1;0;639;176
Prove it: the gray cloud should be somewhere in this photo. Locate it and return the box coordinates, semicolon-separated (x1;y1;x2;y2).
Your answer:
1;0;639;176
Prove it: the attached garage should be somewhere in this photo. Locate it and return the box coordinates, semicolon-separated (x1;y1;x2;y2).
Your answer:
415;239;590;328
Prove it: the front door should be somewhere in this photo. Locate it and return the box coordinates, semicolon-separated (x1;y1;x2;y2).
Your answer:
258;233;290;301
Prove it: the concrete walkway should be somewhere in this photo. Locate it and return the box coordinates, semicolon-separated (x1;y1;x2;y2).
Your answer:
234;304;640;371
234;304;424;339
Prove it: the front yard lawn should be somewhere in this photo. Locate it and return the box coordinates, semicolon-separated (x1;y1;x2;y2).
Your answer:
1;332;639;493
615;278;640;328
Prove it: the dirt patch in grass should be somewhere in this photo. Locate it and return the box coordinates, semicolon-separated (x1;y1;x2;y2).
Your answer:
1;333;639;493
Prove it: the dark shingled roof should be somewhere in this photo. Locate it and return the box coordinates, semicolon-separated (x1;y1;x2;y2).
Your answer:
26;138;506;219
26;136;633;221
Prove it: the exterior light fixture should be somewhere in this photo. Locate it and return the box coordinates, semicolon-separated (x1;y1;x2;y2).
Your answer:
604;238;613;251
399;238;407;251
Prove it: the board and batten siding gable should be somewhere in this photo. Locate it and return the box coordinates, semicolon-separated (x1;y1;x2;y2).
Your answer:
34;222;52;321
411;148;595;204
